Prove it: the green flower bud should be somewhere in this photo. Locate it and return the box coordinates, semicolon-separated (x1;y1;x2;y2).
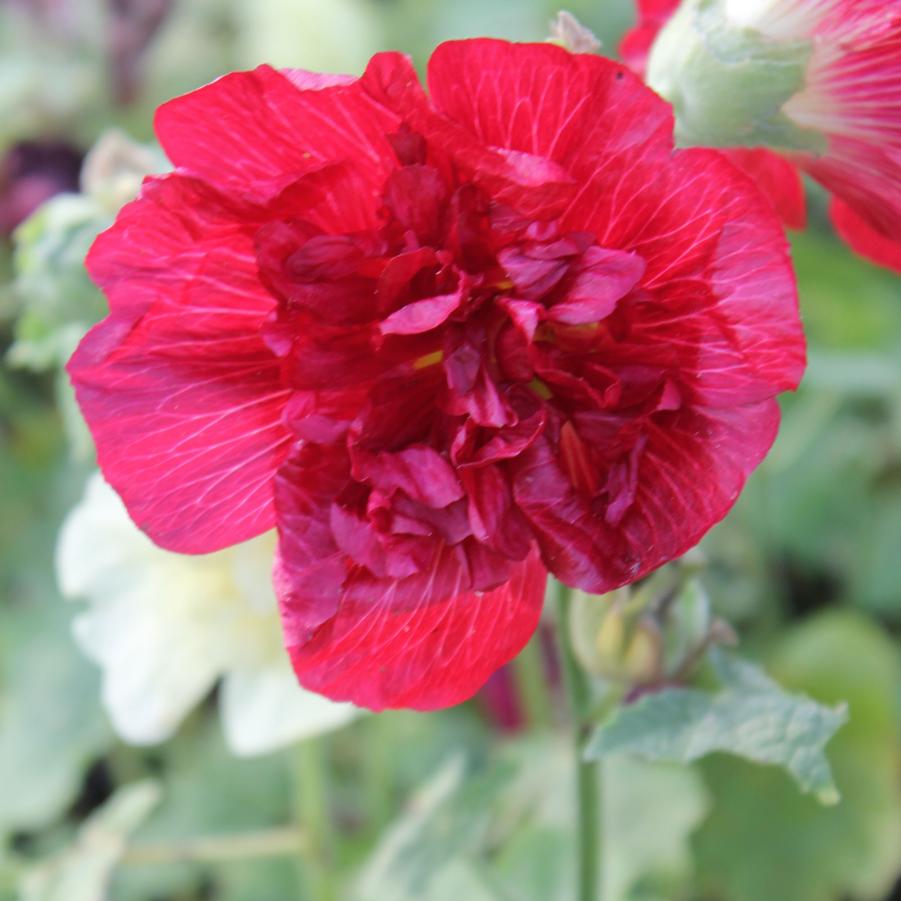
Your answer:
646;0;825;152
661;577;712;675
621;618;665;686
569;589;663;686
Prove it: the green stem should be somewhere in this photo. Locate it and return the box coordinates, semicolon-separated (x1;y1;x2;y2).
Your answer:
293;739;337;901
512;632;553;730
123;827;304;866
363;713;394;834
556;581;602;901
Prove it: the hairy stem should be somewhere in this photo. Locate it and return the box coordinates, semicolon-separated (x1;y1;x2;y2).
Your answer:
556;581;602;901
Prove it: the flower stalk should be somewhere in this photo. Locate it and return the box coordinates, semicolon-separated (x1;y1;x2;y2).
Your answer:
122;827;305;865
512;631;554;730
556;581;602;901
293;738;337;901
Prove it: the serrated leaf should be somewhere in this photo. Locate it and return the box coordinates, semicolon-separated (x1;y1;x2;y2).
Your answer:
585;650;847;802
19;781;160;901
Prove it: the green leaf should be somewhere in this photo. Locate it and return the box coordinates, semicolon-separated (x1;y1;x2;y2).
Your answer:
355;754;515;901
693;612;901;901
7;194;110;374
602;757;709;901
357;737;709;901
585;650;847;802
19;781;160;901
493;827;571;901
0;602;112;837
424;861;503;901
110;718;295;901
7;133;164;380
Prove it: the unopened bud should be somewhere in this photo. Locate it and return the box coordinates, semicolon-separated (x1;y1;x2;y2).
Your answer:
569;588;628;677
645;0;823;152
593;609;664;685
661;577;711;674
621;618;664;685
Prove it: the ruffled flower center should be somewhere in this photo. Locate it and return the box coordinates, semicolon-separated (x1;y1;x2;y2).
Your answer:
255;127;673;590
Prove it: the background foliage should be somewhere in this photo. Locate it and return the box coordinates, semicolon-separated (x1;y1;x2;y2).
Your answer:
1;1;899;899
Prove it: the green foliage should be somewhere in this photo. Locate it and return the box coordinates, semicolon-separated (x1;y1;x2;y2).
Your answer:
111;720;296;901
0;375;109;841
0;599;113;837
357;740;710;901
693;612;901;901
585;650;847;802
7;196;110;373
0;2;106;146
601;757;709;901
233;0;386;74
20;782;160;901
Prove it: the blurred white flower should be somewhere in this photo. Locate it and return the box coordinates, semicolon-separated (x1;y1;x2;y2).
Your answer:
56;473;359;756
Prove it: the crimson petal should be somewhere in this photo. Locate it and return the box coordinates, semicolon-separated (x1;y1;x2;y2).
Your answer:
155;58;421;204
281;548;547;710
70;175;291;552
830;196;901;273
513;401;781;591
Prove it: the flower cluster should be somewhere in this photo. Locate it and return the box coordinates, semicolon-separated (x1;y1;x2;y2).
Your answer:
70;39;804;710
624;0;901;272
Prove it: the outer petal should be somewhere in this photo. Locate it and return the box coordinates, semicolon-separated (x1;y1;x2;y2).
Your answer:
800;138;901;272
154;56;423;203
70;175;292;552
427;40;674;179
563;148;805;406
280;549;548;711
830;196;901;273
514;401;780;591
725;148;807;230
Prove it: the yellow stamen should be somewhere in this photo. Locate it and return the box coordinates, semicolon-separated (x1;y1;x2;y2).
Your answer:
413;350;444;370
528;378;553;400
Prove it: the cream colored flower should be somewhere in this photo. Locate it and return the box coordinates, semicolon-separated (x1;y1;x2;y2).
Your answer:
56;473;359;755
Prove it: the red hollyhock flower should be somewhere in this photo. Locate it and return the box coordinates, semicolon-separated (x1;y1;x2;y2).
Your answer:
70;40;804;711
622;0;901;273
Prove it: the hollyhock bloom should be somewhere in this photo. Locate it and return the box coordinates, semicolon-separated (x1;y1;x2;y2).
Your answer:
58;474;359;755
622;0;901;272
69;39;804;711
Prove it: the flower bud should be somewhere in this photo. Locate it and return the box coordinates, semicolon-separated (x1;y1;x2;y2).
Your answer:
620;618;665;686
569;589;664;686
593;608;664;685
661;576;712;675
645;0;824;152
